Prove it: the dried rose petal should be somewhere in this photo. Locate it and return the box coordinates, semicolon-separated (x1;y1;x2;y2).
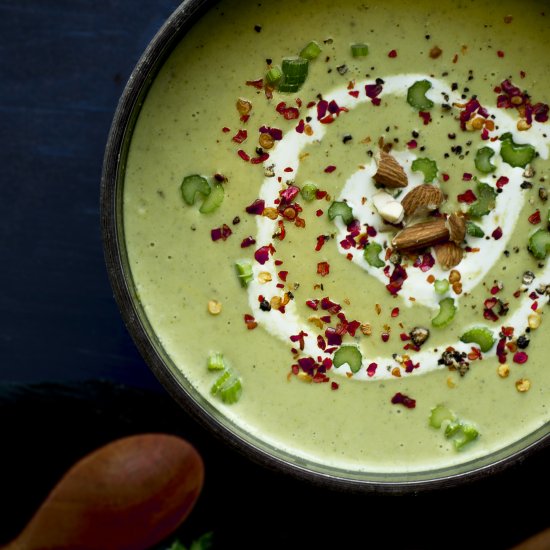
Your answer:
280;185;300;203
245;199;265;215
325;327;342;346
492;227;503;240
254;245;271;265
367;363;377;377
391;392;416;408
528;210;541;225
324;165;336;173
240;236;256;248
513;351;528;364
386;264;408;295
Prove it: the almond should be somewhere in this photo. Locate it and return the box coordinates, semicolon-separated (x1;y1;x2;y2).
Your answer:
401;184;445;218
434;241;464;270
391;219;449;251
373;150;408;188
446;213;466;244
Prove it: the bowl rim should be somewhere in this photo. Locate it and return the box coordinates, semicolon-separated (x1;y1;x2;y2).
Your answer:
100;0;550;493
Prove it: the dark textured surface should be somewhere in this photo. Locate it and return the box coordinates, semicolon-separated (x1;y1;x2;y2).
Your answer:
0;2;548;548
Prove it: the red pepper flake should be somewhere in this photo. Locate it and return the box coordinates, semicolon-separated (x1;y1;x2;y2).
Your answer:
490;285;501;295
274;259;283;266
520;70;526;79
400;333;411;342
462;172;473;181
386;264;408;295
331;381;339;390
254;245;272;265
240;236;256;248
222;127;231;133
278;270;288;281
531;301;539;311
316;209;323;217
315;235;327;251
244;313;258;330
406;140;418;149
273;220;286;241
276;101;300;120
528;210;541;225
321;297;341;314
295;119;305;134
324;165;337;173
497;50;505;58
320;315;332;323
496;176;509;189
391;392;416;409
391;307;400;318
388;49;398;58
237;149;250;162
251;152;270;164
513;351;528;364
284;167;294;173
306;299;319;311
457;189;477;204
381;332;390;342
348;90;360;98
245;199;265;215
246;78;264;89
232;129;248;143
442;173;450;182
492;227;503;240
346;253;353;261
419;111;432;125
211;224;232;242
468;347;482;361
367;363;377;377
317;261;330;277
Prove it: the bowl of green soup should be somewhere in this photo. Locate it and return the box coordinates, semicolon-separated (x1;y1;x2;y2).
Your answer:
101;0;550;491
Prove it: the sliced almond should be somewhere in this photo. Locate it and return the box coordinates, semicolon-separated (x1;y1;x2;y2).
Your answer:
391;219;449;251
446;213;466;244
401;184;445;218
372;190;404;223
434;242;464;270
373;150;408;188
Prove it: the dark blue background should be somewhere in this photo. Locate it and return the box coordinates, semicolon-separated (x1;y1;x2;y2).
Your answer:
1;1;548;548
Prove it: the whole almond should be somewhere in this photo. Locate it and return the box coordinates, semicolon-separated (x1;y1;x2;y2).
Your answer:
446;213;466;244
434;241;464;270
401;184;445;218
391;219;449;251
373;151;408;188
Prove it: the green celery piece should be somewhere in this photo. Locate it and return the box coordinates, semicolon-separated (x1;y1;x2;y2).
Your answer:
466;221;485;238
460;326;495;352
411;157;438;183
364;242;385;268
475;147;497;173
190;533;214;550
211;370;231;396
328;200;354;225
429;404;456;429
528;228;550;259
235;261;253;287
434;279;450;295
207;352;225;371
199;182;224;213
167;541;187;550
468;182;497;218
350;43;369;57
219;373;242;404
300;182;318;201
432;297;457;328
333;345;363;373
265;65;283;85
278;82;301;93
445;421;479;450
499;132;536;168
281;56;308;82
407;80;434;110
300;40;322;60
181;175;211;206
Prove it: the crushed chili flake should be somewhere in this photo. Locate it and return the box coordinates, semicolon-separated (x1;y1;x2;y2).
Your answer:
232;129;248;143
492;227;503;240
391;307;400;318
295;119;305;134
276;101;300;120
244;313;258;330
348;90;360;98
391;392;416;409
331;381;339;390
386;264;408;295
222;127;231;133
317;261;330;277
211;224;232;242
240;236;256;248
381;332;390;342
278;270;288;281
497;50;505;58
237;149;250;162
315;235;328;251
462;173;473;181
442;173;450;182
251;152;270;164
306;299;319;310
388;49;397;58
457;189;477;204
528;210;541;225
316;209;324;217
245;199;265;215
246;78;264;89
495;176;509;189
419;111;432;125
324;165;337;173
406;139;418;149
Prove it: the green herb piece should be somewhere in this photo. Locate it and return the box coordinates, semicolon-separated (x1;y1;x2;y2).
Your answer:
333;345;363;373
207;352;225;371
429;404;456;429
406;80;434;110
350;43;369;57
199;182;224;214
475;146;497;173
279;56;309;93
363;242;385;268
300;182;318;202
434;279;450;295
211;369;242;404
277;82;300;93
265;65;283;86
432;297;457;328
468;182;497;218
528;228;550;259
460;326;495;352
190;532;214;550
411;157;438;183
328;200;354;225
235;261;253;287
445;421;479;450
181;175;211;206
300;40;322;60
466;221;485;238
499;132;536;168
211;370;231;396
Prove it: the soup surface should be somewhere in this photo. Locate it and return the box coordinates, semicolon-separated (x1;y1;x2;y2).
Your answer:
123;0;550;474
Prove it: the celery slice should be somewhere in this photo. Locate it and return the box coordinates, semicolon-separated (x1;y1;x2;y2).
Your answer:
207;352;225;371
364;242;385;268
300;182;318;202
528;228;550;259
300;41;322;60
211;370;231;396
460;327;495;352
350;43;369;57
411;157;438;183
434;279;450;295
219;374;242;404
265;65;283;86
466;221;485;238
475;147;497;173
181;175;211;206
199;183;224;214
407;80;434;110
445;421;479;450
432;297;457;328
499;132;536;168
328;200;354;225
429;405;456;429
468;182;497;218
333;345;363;374
235;261;253;287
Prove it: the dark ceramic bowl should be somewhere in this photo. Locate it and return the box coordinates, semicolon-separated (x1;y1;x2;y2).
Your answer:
100;0;550;492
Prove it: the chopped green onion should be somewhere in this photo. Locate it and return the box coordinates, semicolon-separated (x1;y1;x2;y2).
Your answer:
211;369;231;396
411;157;438;183
350;43;369;57
466;221;485;238
235;261;253;287
181;175;211;206
407;80;434;110
328;200;354;225
528;228;550;259
499;132;536;168
432;297;457;328
474;147;497;173
434;279;450;295
277;82;300;93
207;352;225;371
279;56;309;92
199;182;224;214
300;182;318;202
333;345;363;374
265;65;283;86
429;404;456;429
444;421;479;450
300;41;322;60
363;242;385;268
468;181;497;218
218;373;242;404
460;327;495;352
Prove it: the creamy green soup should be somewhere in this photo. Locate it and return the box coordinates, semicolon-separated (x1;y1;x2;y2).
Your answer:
123;0;550;474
